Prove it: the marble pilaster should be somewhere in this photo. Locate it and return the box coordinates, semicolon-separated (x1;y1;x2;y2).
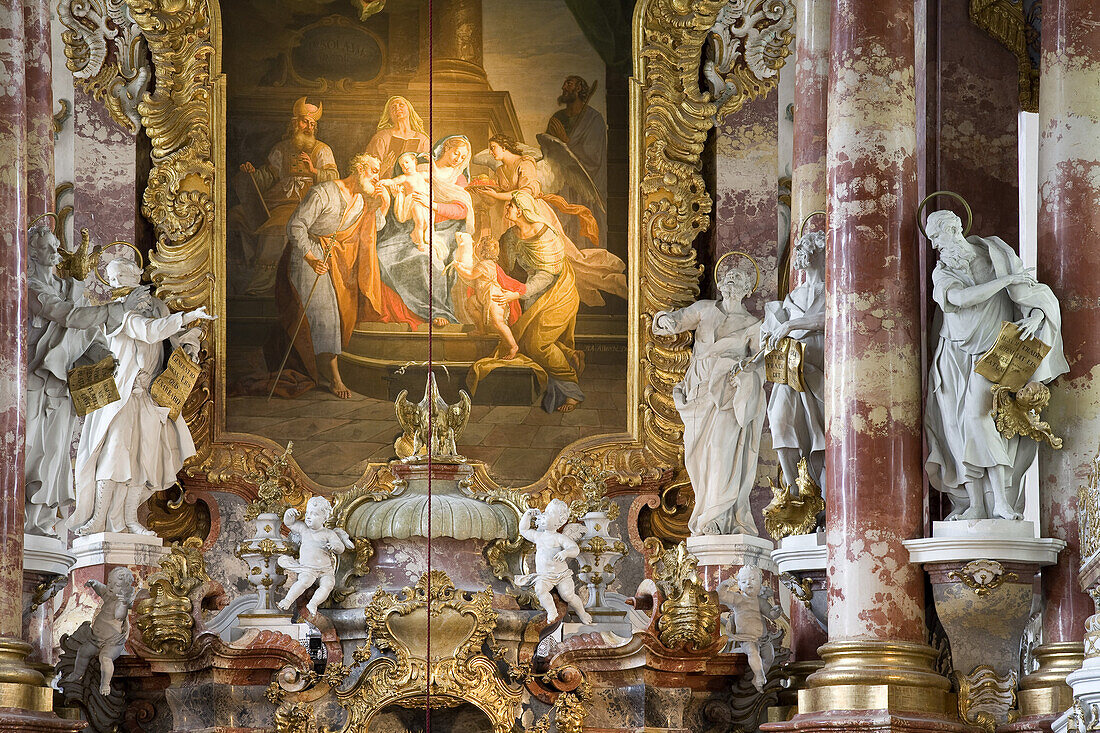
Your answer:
21;0;52;218
1023;0;1100;724
72;88;139;248
789;0;830;250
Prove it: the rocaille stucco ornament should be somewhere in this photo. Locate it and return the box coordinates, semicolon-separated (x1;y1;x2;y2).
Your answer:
58;0;152;131
703;0;796;117
923;200;1068;521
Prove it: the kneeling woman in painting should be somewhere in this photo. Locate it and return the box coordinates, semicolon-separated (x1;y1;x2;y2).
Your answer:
469;191;584;413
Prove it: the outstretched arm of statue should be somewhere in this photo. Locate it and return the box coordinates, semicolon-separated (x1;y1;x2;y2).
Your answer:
652;303;704;336
945;271;1032;309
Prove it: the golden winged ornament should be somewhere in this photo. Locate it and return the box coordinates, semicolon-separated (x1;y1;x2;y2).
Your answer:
990;382;1063;449
394;373;472;461
763;457;825;540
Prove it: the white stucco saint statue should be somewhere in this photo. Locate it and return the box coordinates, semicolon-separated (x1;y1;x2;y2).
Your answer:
276;496;355;616
924;209;1067;520
516;499;593;626
652;262;766;536
760;230;826;494
717;564;782;692
25;223;118;536
69;259;214;536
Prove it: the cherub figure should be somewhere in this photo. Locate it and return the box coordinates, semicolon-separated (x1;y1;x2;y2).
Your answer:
276;496;355;615
378;151;433;252
64;567;136;696
453;235;521;359
717;564;782;692
516;499;593;625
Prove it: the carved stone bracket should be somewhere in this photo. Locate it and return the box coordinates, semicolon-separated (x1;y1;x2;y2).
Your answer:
955;665;1019;732
59;0;152;131
948;559;1019;597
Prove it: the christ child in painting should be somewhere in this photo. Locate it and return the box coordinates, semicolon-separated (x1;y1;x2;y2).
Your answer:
453;234;521;359
378;151;433;252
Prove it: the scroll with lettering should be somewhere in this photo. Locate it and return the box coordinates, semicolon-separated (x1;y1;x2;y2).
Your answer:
764;337;805;392
68;357;120;417
975;321;1051;391
151;348;202;420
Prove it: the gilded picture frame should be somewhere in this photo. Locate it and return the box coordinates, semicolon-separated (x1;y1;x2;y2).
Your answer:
127;0;750;502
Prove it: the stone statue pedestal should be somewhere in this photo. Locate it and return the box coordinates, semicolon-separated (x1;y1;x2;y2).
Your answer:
904;520;1065;730
57;533;168;641
22;535;76;675
687;533;776;590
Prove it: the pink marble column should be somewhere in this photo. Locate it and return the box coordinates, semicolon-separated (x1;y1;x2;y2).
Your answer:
22;0;52;218
0;0;31;642
776;0;952;724
1024;0;1100;721
789;0;830;249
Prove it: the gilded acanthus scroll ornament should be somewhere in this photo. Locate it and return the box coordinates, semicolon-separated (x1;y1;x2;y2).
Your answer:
948;560;1019;598
58;0;152;131
702;0;796;118
134;537;213;655
649;542;720;651
1080;445;1100;564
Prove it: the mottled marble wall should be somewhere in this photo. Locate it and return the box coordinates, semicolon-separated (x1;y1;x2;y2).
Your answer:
73;88;139;248
713;94;782;535
927;0;1020;243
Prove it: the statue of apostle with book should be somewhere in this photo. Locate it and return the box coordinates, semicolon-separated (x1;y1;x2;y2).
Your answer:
923;207;1067;521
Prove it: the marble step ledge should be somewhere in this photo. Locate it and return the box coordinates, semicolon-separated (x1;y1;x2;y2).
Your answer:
903;519;1065;567
70;531;169;571
23;533;76;577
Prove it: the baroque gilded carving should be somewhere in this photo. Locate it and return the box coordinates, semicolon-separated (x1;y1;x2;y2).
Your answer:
948;560;1019;598
969;0;1040;113
59;0;152;131
1081;444;1100;564
133;537;213;656
270;572;523;733
649;542;721;651
954;665;1019;732
132;0;773;500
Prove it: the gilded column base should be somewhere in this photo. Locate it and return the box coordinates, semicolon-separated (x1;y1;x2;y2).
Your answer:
0;637;53;712
797;641;953;716
1017;642;1082;718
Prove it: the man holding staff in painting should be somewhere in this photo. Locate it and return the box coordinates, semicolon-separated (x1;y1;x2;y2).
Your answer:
237;97;340;294
270;152;393;399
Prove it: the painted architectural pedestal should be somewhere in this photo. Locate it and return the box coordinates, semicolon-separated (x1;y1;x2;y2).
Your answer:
688;534;777;590
58;533;168;639
906;521;1065;730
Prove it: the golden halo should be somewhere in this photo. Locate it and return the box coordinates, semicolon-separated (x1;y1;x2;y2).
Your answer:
93;241;145;290
713;250;761;295
28;212;58;232
917;190;973;240
799;209;827;239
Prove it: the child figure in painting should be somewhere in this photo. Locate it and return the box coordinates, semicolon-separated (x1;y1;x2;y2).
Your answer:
717;564;782;692
453;235;521;359
378;151;433;252
65;567;136;696
516;499;593;626
276;496;355;616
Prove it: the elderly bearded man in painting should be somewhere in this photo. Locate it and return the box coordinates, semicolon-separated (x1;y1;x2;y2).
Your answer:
272;152;395;399
652;262;766;536
924;209;1067;520
237;97;339;295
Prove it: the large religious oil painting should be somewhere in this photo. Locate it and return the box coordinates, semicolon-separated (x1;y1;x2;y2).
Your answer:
221;0;630;487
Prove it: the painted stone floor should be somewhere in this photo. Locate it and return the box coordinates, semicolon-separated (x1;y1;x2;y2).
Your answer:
225;372;628;487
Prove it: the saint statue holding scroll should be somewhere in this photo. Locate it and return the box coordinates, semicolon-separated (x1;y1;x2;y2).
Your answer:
924;209;1067;521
